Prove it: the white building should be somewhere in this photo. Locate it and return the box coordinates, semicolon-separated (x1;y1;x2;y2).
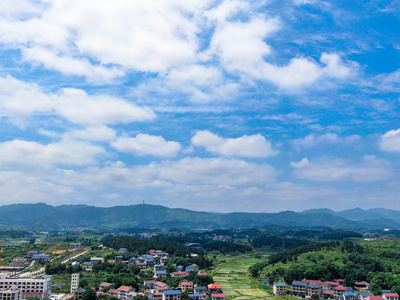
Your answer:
70;274;79;294
0;286;22;300
0;276;52;299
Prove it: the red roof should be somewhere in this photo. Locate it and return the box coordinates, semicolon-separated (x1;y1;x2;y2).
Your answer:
100;282;112;287
355;282;370;286
334;286;349;291
335;279;344;283
323;291;335;295
208;283;222;289
108;289;118;294
384;293;399;297
118;286;132;291
179;282;193;286
212;294;226;298
326;281;340;286
366;297;383;300
154;282;167;287
197;272;207;276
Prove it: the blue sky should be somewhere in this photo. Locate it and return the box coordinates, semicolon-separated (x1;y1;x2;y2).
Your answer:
0;0;400;212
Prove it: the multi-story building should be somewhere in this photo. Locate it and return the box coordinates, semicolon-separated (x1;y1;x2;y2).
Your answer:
0;286;21;300
292;282;307;294
70;274;79;294
162;290;181;300
0;276;52;299
273;283;287;296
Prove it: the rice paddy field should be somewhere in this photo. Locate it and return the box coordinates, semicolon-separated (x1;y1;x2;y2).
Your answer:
212;256;276;299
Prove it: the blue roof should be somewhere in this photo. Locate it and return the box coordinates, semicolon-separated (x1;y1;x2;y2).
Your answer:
344;292;358;296
361;293;374;297
275;283;287;287
189;294;204;298
382;290;391;293
155;271;166;274
116;256;123;258
129;257;137;260
194;286;206;290
83;261;93;265
293;282;308;287
164;290;181;295
310;285;322;288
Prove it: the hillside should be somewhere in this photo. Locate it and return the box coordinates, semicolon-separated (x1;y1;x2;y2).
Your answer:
1;203;400;230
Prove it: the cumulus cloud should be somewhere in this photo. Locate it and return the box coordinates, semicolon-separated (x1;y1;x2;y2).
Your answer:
292;133;361;150
191;130;278;157
111;134;181;157
291;156;391;182
380;128;400;152
0;76;155;125
0;139;105;169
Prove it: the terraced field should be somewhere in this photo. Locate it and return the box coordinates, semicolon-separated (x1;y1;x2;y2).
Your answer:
212;256;275;300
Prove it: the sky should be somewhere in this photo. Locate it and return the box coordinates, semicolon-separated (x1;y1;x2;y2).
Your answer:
0;0;400;213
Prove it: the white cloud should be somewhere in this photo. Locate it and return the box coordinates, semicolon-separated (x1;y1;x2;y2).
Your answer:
111;134;181;157
291;156;391;182
0;76;156;125
63;126;116;142
0;139;105;169
380;128;400;152
292;133;361;150
191;130;278;157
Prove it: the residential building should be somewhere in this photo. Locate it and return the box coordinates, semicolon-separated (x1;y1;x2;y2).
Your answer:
27;252;38;260
0;275;52;299
383;293;399;300
273;283;287;296
178;281;193;292
154;264;165;272
90;257;104;264
360;293;375;300
154;271;167;279
70;274;79;294
188;294;205;300
154;282;169;293
99;282;112;292
171;272;186;278
69;243;81;249
82;262;93;271
119;248;128;253
74;288;86;298
292;281;307;294
208;284;222;294
344;292;359;300
162;290;181;300
117;286;134;300
115;256;123;262
334;286;349;298
211;294;226;300
31;254;51;262
308;285;323;297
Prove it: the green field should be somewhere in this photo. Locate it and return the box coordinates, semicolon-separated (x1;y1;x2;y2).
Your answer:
212;256;276;300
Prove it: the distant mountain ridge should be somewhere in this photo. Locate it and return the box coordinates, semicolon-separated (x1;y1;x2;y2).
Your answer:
0;203;399;230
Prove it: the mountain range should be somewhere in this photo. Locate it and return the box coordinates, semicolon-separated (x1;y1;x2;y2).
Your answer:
0;203;399;231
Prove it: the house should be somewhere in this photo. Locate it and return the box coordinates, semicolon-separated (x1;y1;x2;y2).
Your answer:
150;292;163;300
9;257;27;267
334;286;349;297
324;291;335;298
136;262;147;270
359;293;375;300
197;272;207;276
308;285;323;297
108;289;118;297
262;280;270;286
383;293;399;300
116;256;123;262
162;290;181;300
128;257;137;264
292;281;308;294
355;282;370;289
90;257;105;264
273;283;287;296
176;265;185;272
185;264;198;272
178;281;193;292
99;282;112;291
188;294;205;300
117;286;134;300
211;294;226;300
344;292;359;300
208;284;222;294
32;254;51;262
27;251;39;259
69;243;81;249
154;282;169;293
119;248;128;253
154;271;167;279
74;288;86;298
82;262;94;271
154;264;165;272
194;287;207;294
365;297;384;300
160;257;170;264
144;281;156;290
171;272;186;278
